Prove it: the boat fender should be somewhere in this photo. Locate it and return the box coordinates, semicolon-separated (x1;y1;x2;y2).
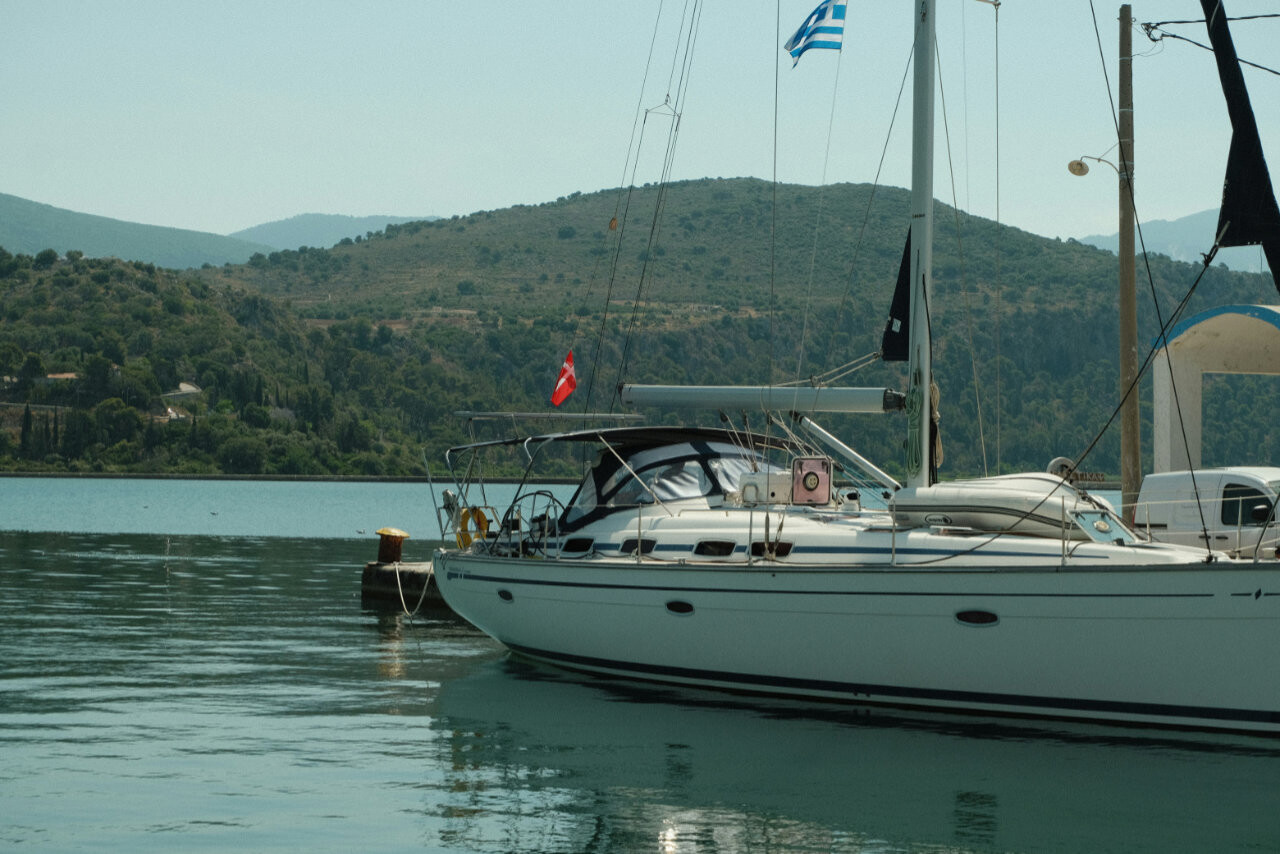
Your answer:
456;507;490;549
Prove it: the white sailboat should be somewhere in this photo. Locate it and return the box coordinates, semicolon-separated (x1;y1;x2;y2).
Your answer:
433;1;1280;733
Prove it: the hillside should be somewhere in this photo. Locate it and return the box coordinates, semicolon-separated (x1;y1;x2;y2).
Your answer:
229;214;437;252
201;177;1280;475
2;178;1279;478
0;192;275;269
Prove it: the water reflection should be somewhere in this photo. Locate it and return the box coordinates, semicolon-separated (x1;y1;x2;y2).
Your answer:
366;603;486;684
433;657;1280;853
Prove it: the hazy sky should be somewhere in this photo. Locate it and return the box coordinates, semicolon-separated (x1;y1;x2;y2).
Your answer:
4;1;1278;242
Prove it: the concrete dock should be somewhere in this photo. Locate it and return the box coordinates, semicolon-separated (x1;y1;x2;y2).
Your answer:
360;560;443;607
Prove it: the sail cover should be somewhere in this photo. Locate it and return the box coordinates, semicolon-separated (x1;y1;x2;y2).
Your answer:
1201;0;1280;289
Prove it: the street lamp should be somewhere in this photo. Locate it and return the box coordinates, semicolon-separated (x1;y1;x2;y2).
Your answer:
1067;154;1119;177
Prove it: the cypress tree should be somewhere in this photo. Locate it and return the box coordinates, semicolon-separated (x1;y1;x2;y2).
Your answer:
19;404;32;458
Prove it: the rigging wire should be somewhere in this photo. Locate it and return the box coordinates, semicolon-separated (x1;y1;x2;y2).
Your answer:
833;42;915;332
611;0;704;404
790;10;847;386
769;0;781;403
763;0;784;558
1140;14;1280;76
774;350;882;387
992;0;1002;476
935;25;990;477
1068;246;1219;513
578;1;671;417
960;0;972;220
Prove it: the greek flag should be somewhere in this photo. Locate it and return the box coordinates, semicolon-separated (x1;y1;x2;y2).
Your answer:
784;0;846;66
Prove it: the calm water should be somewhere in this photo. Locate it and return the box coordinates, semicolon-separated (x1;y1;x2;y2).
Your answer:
2;478;1280;853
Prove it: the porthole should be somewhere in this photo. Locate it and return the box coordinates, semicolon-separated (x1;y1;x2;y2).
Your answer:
666;600;694;615
955;609;998;627
498;589;514;602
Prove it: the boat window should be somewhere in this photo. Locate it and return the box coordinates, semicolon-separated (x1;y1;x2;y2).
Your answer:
1221;483;1273;527
561;467;602;528
1073;510;1139;544
605;458;712;508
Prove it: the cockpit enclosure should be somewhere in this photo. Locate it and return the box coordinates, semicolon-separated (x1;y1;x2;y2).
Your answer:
560;439;785;533
440;425;853;548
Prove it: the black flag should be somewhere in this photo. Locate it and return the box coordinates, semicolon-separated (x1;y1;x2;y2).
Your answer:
1201;0;1280;290
881;230;911;361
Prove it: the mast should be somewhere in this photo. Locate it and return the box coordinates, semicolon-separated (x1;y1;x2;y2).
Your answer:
906;0;936;488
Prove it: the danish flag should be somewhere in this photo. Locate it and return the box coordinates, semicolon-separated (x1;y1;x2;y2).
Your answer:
551;351;577;407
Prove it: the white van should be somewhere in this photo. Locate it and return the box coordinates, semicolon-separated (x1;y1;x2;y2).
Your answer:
1134;467;1280;558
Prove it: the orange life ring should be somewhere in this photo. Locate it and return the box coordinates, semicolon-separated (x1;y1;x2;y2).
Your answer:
456;507;490;548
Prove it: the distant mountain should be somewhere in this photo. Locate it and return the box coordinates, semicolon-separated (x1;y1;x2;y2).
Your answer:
229;213;437;252
1080;208;1268;274
0;192;275;269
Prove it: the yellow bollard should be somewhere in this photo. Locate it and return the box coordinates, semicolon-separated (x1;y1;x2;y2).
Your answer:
375;527;409;563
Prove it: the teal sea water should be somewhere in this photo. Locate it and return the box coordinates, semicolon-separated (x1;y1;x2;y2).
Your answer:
2;477;1279;853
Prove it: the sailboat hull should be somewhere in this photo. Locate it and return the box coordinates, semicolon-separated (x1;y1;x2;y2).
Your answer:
435;550;1280;733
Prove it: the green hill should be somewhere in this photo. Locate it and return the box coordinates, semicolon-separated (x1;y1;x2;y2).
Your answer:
0;192;275;269
1;178;1277;479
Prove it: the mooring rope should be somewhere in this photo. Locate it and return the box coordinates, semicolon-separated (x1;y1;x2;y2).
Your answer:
393;561;434;618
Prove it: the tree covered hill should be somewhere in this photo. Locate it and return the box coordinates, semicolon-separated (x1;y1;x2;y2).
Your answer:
202;177;1280;474
2;177;1278;479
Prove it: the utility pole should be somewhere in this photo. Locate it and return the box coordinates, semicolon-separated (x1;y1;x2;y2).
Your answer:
1118;4;1140;521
